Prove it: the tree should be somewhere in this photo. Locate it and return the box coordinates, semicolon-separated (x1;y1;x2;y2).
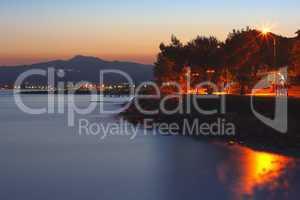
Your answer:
296;29;300;38
154;28;296;95
223;29;262;94
186;36;223;84
154;35;187;86
154;35;223;93
289;39;300;77
186;36;222;67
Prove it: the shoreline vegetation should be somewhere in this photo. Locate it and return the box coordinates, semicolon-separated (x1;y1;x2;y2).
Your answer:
121;95;300;156
119;27;300;156
154;28;300;95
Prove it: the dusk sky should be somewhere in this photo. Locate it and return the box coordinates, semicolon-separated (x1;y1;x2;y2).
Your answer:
1;0;300;65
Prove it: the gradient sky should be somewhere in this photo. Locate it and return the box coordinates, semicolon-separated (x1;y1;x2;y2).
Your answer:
1;0;300;65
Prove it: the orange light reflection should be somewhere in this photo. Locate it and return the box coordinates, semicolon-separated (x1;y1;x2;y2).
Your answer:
217;145;294;200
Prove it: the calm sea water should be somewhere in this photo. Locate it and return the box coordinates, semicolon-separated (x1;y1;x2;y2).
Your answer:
0;91;300;200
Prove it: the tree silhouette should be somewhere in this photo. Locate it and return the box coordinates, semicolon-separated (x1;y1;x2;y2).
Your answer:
289;39;300;77
223;29;264;94
154;35;187;86
154;28;299;94
296;30;300;38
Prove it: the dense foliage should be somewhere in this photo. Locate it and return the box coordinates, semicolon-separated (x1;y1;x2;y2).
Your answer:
155;28;300;94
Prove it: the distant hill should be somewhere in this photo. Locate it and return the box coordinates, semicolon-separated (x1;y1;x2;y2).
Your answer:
0;55;154;85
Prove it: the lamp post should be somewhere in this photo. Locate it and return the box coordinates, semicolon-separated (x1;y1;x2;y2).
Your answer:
261;28;277;68
206;69;215;94
260;28;288;96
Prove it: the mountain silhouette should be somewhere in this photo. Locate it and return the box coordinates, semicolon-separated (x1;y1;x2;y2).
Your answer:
0;55;154;85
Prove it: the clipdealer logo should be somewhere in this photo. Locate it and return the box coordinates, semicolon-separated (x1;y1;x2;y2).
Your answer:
251;67;288;133
12;67;289;136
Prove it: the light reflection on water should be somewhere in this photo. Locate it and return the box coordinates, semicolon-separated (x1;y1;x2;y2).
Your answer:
217;145;295;200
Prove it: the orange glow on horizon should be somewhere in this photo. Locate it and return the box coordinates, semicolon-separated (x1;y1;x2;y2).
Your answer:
0;53;156;66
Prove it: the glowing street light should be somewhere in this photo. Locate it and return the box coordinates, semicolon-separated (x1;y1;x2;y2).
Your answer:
206;69;216;94
259;27;287;96
260;27;277;68
261;27;271;35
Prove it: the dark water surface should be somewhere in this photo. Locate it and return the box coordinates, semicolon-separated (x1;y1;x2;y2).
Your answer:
0;92;300;200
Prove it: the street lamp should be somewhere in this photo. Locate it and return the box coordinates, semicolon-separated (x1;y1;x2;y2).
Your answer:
260;28;277;68
260;28;288;96
206;69;215;94
261;27;271;35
